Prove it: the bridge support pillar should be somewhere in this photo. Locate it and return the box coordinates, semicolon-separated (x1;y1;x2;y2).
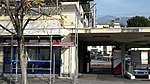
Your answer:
121;43;126;75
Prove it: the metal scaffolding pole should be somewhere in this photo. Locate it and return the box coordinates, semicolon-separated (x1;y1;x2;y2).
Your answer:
15;46;18;82
56;0;59;14
49;28;53;84
74;9;79;84
53;47;56;82
10;33;13;84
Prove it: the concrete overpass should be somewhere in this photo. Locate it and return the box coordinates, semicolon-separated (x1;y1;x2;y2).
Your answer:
77;27;150;47
69;27;150;76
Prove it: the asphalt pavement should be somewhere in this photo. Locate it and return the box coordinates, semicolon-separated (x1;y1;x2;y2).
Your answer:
0;60;150;84
0;73;150;84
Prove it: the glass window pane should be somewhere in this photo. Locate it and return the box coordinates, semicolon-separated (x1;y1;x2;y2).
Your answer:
5;47;11;61
40;48;49;60
28;47;38;60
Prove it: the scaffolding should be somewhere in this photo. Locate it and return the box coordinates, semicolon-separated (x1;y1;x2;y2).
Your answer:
0;28;77;84
0;9;78;84
0;0;95;84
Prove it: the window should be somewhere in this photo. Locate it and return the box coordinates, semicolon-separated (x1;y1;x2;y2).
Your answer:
28;47;38;61
40;48;50;60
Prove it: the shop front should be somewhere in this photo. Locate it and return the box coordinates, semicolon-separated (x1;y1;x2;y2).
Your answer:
1;36;62;74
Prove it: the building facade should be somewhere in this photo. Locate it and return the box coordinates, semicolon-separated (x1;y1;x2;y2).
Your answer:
0;0;95;77
88;46;113;56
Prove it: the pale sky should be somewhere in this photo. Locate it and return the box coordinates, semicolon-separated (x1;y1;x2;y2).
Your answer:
96;0;150;18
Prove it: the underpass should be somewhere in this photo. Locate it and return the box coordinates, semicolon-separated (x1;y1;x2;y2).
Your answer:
77;27;150;80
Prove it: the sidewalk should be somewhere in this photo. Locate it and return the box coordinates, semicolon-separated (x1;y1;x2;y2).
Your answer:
0;74;150;84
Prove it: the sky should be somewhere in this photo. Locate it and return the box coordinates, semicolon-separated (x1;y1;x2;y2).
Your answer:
96;0;150;18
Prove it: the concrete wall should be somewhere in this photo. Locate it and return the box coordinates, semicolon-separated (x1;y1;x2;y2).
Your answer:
60;2;91;75
61;2;89;28
149;51;150;64
131;51;141;65
60;32;78;76
60;37;88;75
60;44;79;77
60;46;76;76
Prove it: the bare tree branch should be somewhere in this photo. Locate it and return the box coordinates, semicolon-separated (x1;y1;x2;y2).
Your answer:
30;8;65;26
16;0;25;12
5;0;17;29
20;6;24;29
22;14;42;31
13;0;18;10
30;8;52;17
0;24;15;34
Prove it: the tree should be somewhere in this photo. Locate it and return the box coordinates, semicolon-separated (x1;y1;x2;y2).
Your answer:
0;0;58;84
127;16;150;27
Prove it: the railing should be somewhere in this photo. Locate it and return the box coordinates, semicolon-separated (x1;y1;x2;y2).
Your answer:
3;60;61;74
0;42;75;47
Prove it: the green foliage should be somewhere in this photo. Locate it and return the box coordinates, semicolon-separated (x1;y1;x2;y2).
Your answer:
127;16;150;27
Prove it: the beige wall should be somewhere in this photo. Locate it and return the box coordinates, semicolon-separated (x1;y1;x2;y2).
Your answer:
60;46;77;76
61;2;88;28
0;47;3;72
0;47;3;62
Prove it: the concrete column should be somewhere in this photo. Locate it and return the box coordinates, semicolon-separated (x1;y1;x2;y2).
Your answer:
121;43;126;75
71;47;77;75
78;41;87;73
0;47;3;72
60;33;75;76
60;46;77;77
148;51;150;64
60;47;70;76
